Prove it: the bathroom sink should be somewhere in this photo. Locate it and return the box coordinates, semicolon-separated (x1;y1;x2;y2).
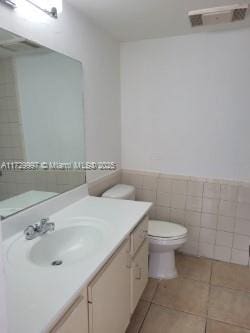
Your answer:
29;225;103;266
7;218;111;268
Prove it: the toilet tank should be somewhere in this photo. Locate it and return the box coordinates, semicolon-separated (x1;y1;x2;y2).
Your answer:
102;184;136;200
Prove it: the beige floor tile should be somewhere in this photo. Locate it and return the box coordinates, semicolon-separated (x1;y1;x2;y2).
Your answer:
176;254;212;283
141;304;206;333
141;278;159;302
206;320;250;333
208;286;250;329
126;301;150;333
152;277;209;316
211;261;250;292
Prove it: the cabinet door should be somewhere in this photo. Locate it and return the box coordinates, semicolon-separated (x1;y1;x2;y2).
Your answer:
88;239;131;333
50;290;88;333
131;240;149;313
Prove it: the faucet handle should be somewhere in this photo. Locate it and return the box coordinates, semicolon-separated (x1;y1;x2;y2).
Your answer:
24;225;36;240
40;217;49;225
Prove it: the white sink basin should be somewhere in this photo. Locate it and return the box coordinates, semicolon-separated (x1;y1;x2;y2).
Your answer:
7;217;111;268
29;225;103;266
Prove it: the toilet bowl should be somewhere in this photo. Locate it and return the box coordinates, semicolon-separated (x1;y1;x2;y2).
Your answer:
148;220;187;279
102;184;188;280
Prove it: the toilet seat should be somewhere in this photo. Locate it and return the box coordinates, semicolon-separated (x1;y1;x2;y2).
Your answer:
148;220;187;240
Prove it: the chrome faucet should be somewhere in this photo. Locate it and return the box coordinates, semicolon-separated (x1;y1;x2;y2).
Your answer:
24;217;55;240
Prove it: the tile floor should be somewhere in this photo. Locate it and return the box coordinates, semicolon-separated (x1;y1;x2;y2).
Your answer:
126;254;250;333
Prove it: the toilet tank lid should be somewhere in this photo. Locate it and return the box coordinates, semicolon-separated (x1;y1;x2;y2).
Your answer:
102;184;135;199
148;220;187;238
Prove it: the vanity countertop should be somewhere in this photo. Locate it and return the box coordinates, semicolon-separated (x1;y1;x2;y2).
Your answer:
3;196;152;333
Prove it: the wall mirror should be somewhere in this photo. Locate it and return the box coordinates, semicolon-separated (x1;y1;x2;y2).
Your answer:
0;27;86;219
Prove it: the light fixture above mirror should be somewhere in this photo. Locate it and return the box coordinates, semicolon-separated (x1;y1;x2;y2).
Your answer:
0;0;62;18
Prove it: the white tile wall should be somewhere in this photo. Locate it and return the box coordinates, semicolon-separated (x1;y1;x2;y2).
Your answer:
186;196;202;212
0;58;25;163
156;192;171;207
231;249;249;265
121;169;250;266
215;231;233;247
88;170;121;197
187;181;203;197
155;206;170;221
233;234;250;251
201;213;217;229
170;208;186;225
217;216;235;232
204;182;220;199
157;176;172;193
202;198;219;214
214;245;231;262
185;211;201;227
235;219;250;236
198;243;214;259
200;228;216;245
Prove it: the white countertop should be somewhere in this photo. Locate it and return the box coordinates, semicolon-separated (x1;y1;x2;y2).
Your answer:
3;196;152;333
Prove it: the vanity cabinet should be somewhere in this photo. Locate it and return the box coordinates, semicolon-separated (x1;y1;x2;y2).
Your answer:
88;239;131;333
50;290;88;333
49;216;149;333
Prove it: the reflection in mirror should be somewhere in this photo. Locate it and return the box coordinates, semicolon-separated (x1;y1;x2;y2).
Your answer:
0;28;86;219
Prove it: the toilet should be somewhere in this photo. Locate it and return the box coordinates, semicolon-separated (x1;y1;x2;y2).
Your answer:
102;184;188;279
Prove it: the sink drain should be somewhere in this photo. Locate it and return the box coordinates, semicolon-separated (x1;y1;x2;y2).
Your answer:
51;260;63;266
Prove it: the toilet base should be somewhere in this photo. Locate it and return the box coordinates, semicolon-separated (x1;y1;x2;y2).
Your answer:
149;250;177;280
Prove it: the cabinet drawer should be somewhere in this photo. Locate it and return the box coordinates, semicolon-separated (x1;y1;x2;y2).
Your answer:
50;290;88;333
131;240;149;313
130;216;148;256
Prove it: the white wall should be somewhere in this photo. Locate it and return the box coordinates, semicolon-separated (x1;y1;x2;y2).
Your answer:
121;28;250;182
0;58;25;167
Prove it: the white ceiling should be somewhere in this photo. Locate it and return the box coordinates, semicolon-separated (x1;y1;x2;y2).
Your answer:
69;0;250;41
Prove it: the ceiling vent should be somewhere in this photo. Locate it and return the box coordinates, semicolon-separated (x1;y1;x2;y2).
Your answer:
189;4;249;27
